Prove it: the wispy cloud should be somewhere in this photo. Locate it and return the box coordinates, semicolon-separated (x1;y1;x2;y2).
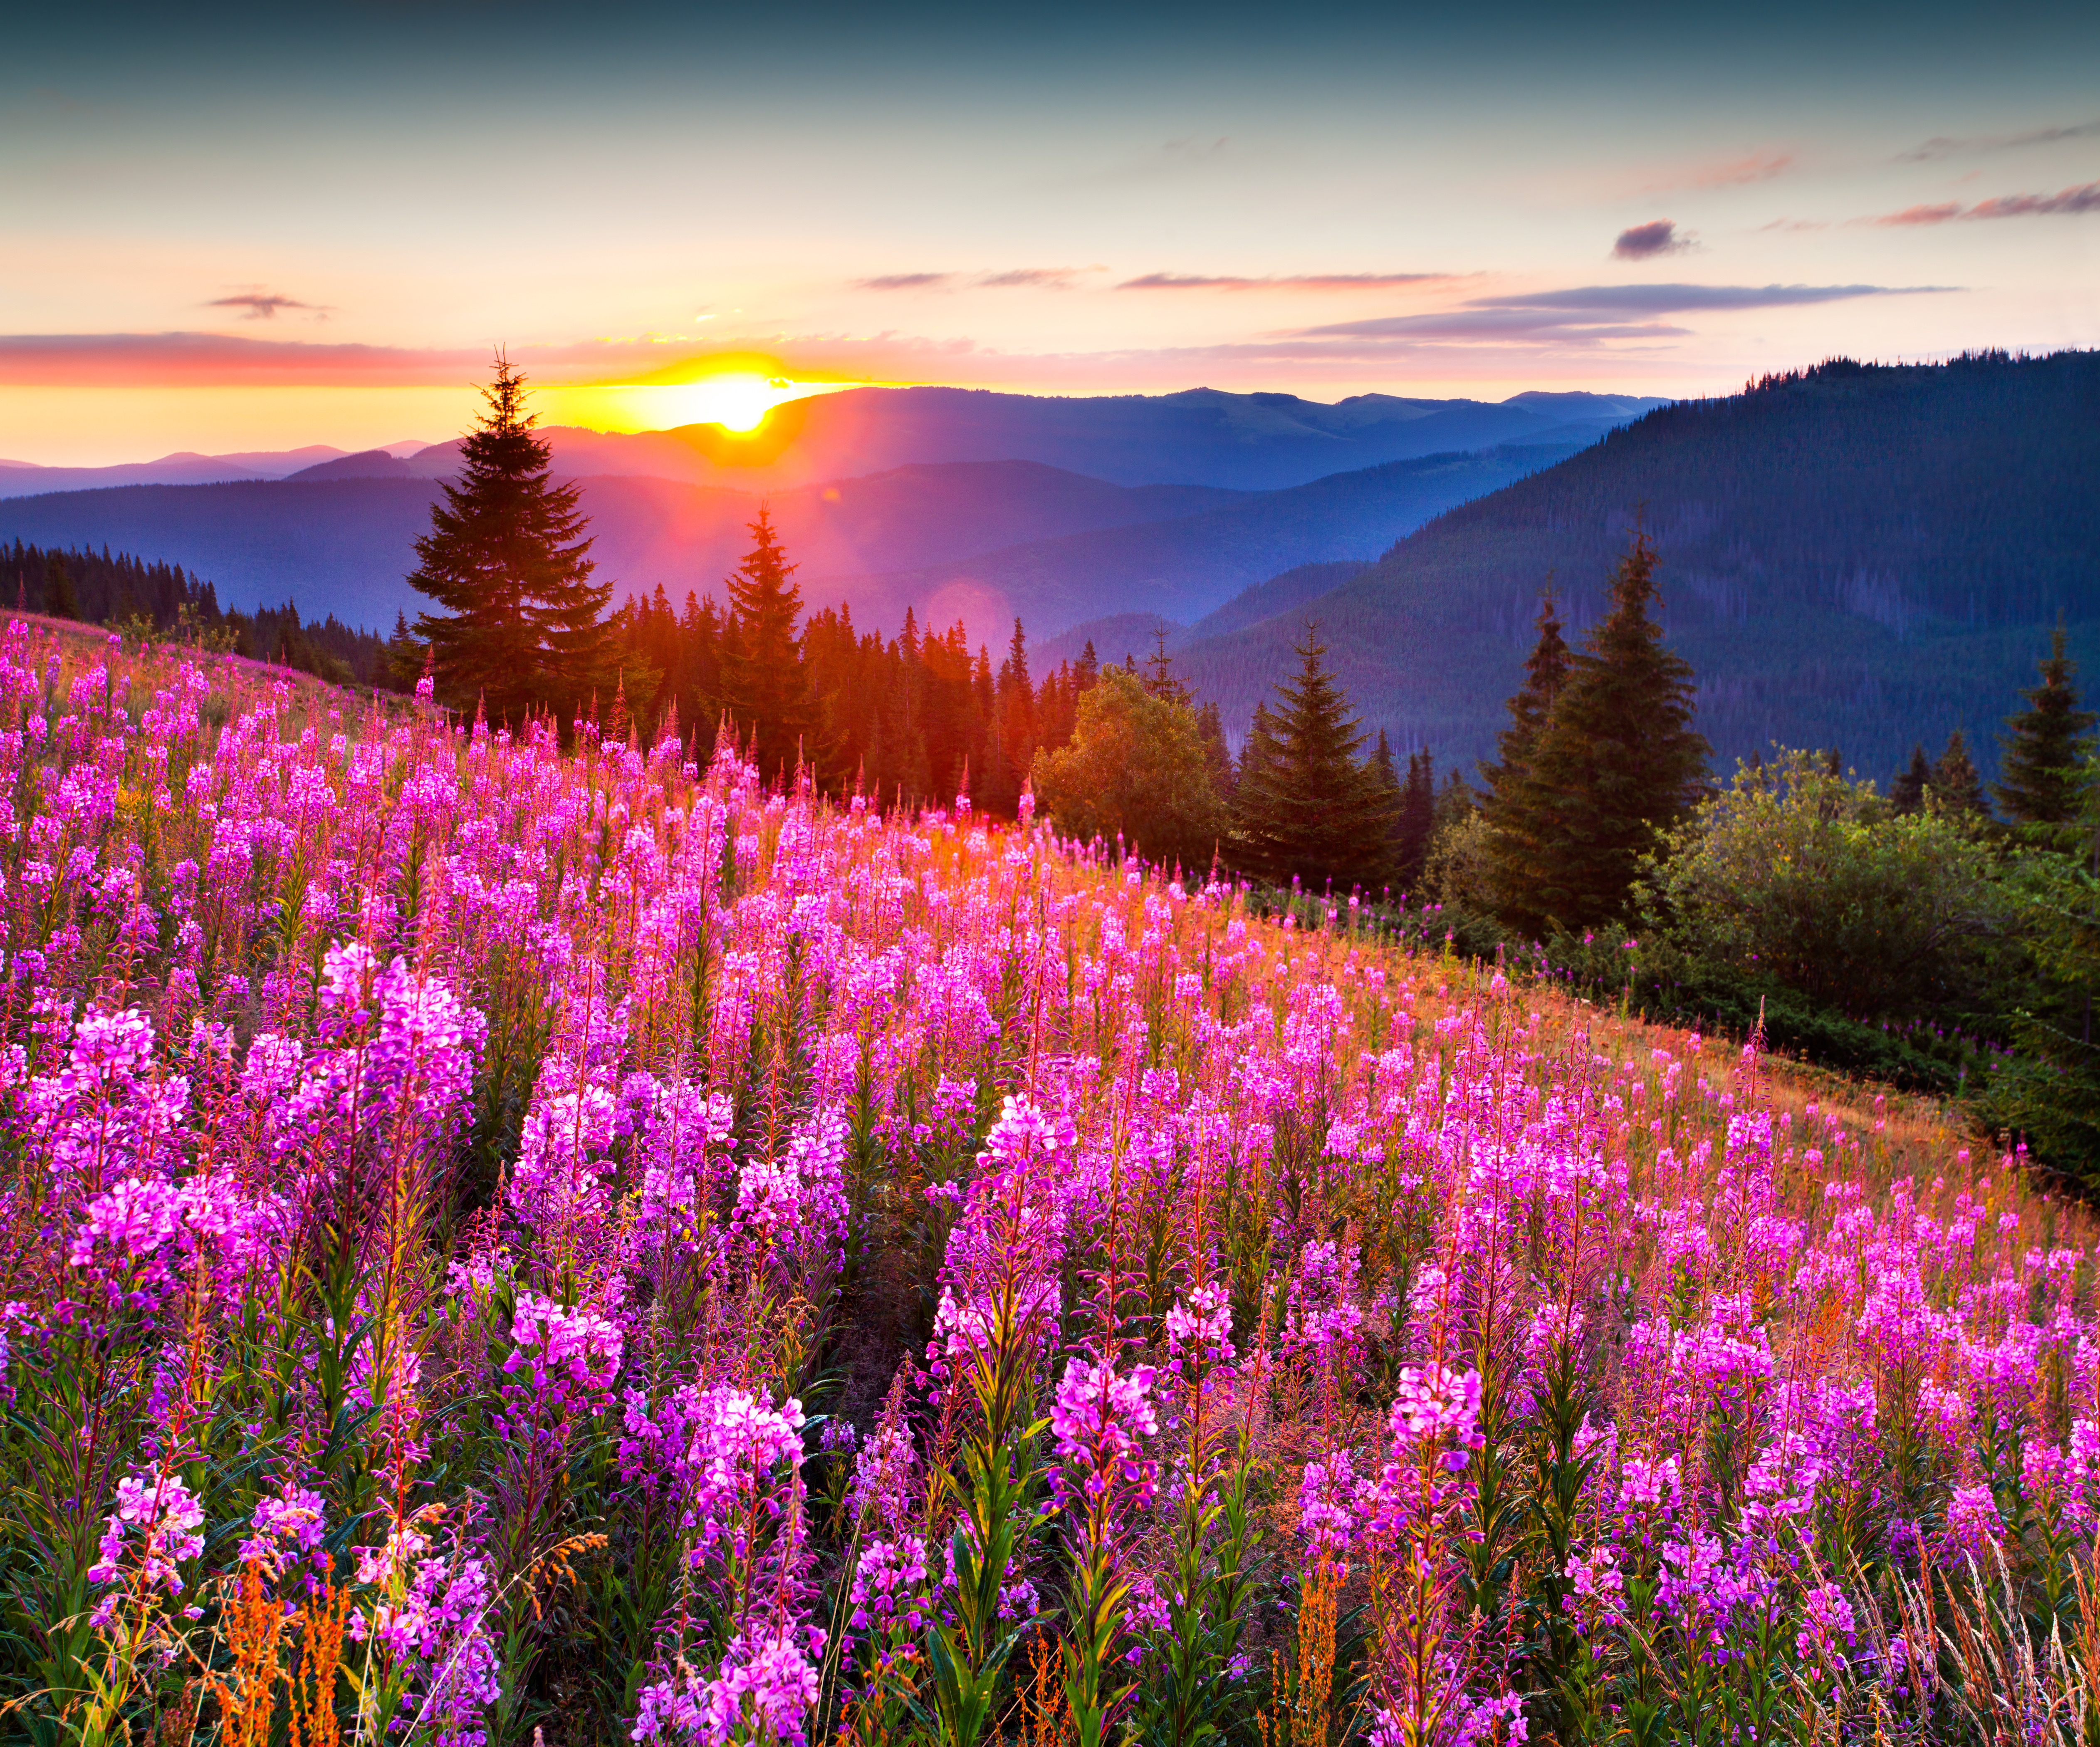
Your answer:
1898;119;2100;161
1641;149;1796;193
207;292;327;320
0;332;473;386
1118;271;1455;291
1076;136;1233;189
1692;149;1795;188
974;267;1088;289
1288;282;1946;350
855;272;956;290
1869;180;2100;224
1613;220;1694;260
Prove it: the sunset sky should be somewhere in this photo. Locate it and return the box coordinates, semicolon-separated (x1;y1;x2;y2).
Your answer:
5;0;2097;464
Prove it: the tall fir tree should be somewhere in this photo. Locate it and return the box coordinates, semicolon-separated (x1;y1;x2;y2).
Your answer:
721;508;823;786
1995;628;2097;828
43;556;77;621
1196;700;1234;802
1480;591;1569;806
1890;743;1932;814
1229;626;1396;891
408;353;619;721
1931;727;1990;818
1486;534;1708;934
1395;748;1437;890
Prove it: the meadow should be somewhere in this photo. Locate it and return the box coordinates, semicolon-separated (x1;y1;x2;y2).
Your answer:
2;613;2094;1747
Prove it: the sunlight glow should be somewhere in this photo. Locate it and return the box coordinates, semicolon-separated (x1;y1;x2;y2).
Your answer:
545;373;861;438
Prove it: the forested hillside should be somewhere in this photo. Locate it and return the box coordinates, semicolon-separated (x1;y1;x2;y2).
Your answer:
1180;351;2100;777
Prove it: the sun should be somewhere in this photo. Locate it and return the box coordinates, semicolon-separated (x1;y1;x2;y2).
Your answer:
660;372;788;433
547;371;854;438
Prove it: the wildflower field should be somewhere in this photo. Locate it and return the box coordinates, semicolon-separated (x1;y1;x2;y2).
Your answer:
4;614;2097;1747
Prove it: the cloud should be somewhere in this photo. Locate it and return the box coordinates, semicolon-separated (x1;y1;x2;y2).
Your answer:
1898;119;2100;161
855;272;956;290
974;267;1086;288
1691;150;1795;188
0;332;730;387
1118;271;1455;291
1640;150;1796;193
1613;220;1693;260
207;292;327;320
1482;283;1928;314
1076;135;1233;189
1288;282;1946;351
1870;180;2100;224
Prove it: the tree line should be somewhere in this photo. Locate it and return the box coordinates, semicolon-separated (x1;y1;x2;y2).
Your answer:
7;538;389;684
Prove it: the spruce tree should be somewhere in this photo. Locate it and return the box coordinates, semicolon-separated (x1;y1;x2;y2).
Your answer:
1995;628;2097;827
43;556;77;621
1196;701;1233;802
1487;534;1708;935
1229;626;1395;891
720;509;822;785
1930;728;1990;818
1481;591;1568;804
1395;748;1437;889
1890;744;1932;814
408;353;616;721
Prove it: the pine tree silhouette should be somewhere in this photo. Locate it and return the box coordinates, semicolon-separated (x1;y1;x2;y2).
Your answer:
1931;727;1990;818
408;352;618;721
720;508;823;786
1489;534;1708;934
1890;743;1933;814
1482;591;1568;805
1230;625;1396;891
43;556;77;621
1395;748;1437;889
1995;628;2097;827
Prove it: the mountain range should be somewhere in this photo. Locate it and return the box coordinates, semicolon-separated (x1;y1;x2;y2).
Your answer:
1155;351;2100;782
6;359;2089;789
0;385;1620;634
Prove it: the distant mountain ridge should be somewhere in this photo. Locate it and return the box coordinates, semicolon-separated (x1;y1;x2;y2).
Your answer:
0;445;1580;638
1172;351;2100;781
397;384;1662;493
804;445;1581;637
0;443;430;497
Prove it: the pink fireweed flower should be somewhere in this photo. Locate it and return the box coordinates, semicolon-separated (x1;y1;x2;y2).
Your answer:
847;1537;932;1636
238;1478;328;1575
632;1627;822;1747
1299;1449;1362;1566
504;1292;623;1417
88;1470;206;1600
1052;1357;1160;1513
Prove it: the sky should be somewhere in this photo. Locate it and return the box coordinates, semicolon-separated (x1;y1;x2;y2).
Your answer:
4;0;2097;464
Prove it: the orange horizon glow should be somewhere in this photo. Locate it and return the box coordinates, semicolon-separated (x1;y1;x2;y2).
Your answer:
541;372;865;437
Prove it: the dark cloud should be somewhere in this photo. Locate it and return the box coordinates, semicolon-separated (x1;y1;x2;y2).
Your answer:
206;292;326;319
1613;220;1692;260
1898;119;2100;161
1871;180;2100;223
855;272;956;290
1118;271;1453;290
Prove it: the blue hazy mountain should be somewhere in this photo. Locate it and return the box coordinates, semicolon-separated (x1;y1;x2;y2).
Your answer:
1174;351;2100;781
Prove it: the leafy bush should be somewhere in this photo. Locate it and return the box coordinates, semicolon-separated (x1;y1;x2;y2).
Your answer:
1635;747;2008;1015
1032;663;1227;870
